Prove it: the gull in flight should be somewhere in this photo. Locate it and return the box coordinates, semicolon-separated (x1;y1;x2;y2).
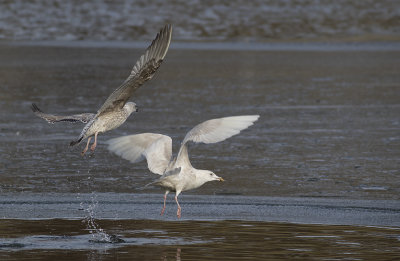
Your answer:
107;115;259;218
31;24;173;155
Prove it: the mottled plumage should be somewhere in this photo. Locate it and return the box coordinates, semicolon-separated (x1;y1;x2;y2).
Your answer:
32;24;173;155
31;103;95;123
107;115;259;218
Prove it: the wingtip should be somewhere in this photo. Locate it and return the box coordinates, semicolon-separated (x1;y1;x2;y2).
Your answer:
69;137;83;147
31;103;43;113
145;24;172;57
156;24;173;40
162;24;173;34
246;115;260;125
154;24;173;57
244;114;260;122
162;24;173;57
234;115;260;123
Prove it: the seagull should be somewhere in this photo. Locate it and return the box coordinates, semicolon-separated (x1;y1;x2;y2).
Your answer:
31;24;173;155
107;115;259;218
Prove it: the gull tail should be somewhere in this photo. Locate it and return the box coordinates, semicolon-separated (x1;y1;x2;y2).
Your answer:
132;181;156;191
138;179;162;190
143;180;158;189
70;136;83;146
31;103;43;113
70;117;94;146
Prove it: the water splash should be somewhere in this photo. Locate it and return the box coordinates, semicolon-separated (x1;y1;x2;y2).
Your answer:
81;193;125;244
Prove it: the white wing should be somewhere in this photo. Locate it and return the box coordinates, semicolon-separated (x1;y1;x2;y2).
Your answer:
182;115;260;144
176;115;260;165
107;133;172;175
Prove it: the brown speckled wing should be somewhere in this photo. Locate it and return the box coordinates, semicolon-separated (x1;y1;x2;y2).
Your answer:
96;24;172;116
31;103;95;124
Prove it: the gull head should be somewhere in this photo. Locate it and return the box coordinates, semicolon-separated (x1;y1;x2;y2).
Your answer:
198;170;225;185
124;102;138;114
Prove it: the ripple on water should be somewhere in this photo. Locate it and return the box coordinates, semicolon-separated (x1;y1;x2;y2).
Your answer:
0;219;399;260
0;234;207;251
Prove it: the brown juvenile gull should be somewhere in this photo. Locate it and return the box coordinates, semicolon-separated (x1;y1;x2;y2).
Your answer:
32;24;173;155
107;115;259;218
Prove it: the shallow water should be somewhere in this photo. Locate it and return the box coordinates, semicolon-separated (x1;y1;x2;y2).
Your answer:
0;42;399;259
1;219;400;260
0;43;399;199
2;193;400;226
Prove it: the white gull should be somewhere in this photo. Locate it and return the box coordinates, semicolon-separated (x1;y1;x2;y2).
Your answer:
107;115;259;218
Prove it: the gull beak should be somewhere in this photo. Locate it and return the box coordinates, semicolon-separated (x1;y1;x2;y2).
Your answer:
219;177;225;182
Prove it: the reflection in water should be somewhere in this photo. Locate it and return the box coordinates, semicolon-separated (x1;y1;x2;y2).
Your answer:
162;248;181;261
87;248;108;261
0;219;399;260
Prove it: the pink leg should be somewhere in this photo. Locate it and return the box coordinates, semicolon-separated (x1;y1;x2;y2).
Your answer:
175;195;181;218
90;132;98;152
81;137;92;156
160;191;169;215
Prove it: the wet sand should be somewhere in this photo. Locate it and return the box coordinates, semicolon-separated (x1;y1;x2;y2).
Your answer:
0;42;399;259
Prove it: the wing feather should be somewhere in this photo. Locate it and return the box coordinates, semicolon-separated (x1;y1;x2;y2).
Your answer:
96;24;172;116
182;115;260;144
31;103;95;124
176;115;260;164
107;133;172;175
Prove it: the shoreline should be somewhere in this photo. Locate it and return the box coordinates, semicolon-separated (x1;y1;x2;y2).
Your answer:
2;40;400;51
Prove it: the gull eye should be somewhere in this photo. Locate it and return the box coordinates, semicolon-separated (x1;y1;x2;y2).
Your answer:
209;173;213;176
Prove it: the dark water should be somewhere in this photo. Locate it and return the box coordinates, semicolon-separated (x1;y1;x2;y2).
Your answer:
1;219;400;260
0;42;399;259
0;43;399;199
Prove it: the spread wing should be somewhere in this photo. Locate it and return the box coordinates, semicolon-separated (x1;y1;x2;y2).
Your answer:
31;103;95;124
96;24;172;116
107;133;172;175
176;115;260;166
